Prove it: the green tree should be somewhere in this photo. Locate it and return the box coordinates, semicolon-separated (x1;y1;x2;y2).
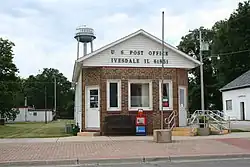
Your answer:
23;68;74;119
0;38;20;120
212;0;250;89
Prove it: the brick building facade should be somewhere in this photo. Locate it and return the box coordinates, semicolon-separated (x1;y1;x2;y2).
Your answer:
73;29;201;135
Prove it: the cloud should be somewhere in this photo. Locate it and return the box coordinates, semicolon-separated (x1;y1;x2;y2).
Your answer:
0;0;245;80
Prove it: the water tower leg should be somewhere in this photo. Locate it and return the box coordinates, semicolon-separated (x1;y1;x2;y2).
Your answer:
83;43;87;56
91;41;93;52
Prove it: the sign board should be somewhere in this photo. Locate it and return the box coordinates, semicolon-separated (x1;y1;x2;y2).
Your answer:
110;49;169;65
136;126;146;133
136;117;146;126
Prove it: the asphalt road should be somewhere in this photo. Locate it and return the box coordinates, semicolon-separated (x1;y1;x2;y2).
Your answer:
10;158;250;167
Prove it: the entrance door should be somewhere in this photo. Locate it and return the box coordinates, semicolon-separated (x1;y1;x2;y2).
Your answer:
179;86;187;126
85;86;100;130
240;102;245;121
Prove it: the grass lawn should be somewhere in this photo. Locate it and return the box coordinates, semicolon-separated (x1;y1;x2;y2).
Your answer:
0;119;75;138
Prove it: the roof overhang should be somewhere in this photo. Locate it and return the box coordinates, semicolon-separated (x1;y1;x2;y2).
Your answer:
220;84;250;92
72;61;82;83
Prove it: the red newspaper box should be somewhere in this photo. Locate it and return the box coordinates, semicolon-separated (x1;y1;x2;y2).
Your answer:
136;109;146;126
136;109;146;135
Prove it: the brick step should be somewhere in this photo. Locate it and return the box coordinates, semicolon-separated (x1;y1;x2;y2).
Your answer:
171;127;229;136
173;127;194;131
172;130;196;136
172;127;197;136
77;132;100;136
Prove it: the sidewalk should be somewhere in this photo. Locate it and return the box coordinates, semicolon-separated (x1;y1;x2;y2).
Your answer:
1;132;250;144
1;134;250;166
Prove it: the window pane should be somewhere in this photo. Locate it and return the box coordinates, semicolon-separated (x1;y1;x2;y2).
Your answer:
180;89;184;106
226;100;232;110
90;90;98;96
109;83;118;107
130;83;149;107
162;83;170;107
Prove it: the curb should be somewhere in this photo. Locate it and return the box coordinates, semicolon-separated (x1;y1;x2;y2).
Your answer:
1;154;250;166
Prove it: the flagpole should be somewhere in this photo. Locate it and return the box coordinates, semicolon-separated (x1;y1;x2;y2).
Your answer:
160;10;165;129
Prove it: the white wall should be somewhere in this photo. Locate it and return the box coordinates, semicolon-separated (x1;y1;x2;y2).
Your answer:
74;70;82;130
27;110;53;122
14;108;27;122
82;34;196;69
222;87;250;120
9;108;53;122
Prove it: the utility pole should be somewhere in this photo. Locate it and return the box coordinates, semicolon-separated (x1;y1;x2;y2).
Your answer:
24;97;27;107
199;27;205;111
45;86;47;124
161;10;165;129
24;97;27;122
54;77;57;117
189;27;208;111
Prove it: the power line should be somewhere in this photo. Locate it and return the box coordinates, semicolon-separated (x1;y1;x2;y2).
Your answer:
211;49;250;56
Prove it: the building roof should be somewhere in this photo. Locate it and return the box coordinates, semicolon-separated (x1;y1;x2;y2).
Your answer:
72;29;202;83
220;69;250;92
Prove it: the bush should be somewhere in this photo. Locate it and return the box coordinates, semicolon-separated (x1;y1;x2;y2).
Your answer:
72;124;80;136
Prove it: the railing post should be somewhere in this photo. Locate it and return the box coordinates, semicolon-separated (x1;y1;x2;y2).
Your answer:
167;119;170;129
174;112;176;128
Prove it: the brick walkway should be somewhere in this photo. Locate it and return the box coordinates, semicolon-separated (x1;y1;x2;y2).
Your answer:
1;138;250;163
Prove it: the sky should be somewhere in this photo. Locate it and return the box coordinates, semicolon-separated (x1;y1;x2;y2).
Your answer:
0;0;245;80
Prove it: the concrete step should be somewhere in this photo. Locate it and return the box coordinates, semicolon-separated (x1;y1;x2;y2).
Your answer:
77;132;100;136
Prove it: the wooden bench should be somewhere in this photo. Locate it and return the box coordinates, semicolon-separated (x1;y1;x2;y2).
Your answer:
103;115;135;136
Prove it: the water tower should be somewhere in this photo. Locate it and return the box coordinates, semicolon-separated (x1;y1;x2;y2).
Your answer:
74;25;96;59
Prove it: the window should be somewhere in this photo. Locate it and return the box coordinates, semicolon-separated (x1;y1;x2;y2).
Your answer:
180;88;185;107
159;80;173;110
128;80;152;110
226;100;232;110
107;80;121;111
33;112;37;116
89;89;98;108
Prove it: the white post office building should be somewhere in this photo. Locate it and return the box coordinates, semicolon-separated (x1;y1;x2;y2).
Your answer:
72;29;201;135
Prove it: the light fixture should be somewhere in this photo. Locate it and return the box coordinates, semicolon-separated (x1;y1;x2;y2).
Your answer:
217;56;220;60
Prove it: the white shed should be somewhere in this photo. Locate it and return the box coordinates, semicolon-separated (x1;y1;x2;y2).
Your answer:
8;107;54;123
220;70;250;120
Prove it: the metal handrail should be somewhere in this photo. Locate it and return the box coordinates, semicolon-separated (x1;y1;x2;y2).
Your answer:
165;110;178;130
206;113;229;130
188;110;232;134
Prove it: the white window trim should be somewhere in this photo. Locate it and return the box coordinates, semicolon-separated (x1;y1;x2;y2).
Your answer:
225;99;232;111
128;79;153;111
159;80;173;111
107;79;121;111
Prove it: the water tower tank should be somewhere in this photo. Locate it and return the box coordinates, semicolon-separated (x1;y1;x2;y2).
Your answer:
74;25;96;59
74;25;96;43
